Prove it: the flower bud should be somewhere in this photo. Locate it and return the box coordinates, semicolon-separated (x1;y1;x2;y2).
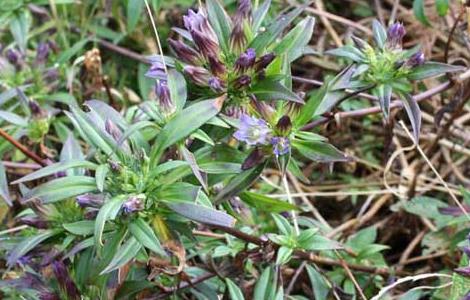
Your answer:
251;97;275;123
225;105;246;118
233;75;251;89
386;23;406;49
208;77;225;92
455;267;470;277
242;147;265;170
183;9;218;44
191;29;220;58
405;51;425;68
168;39;200;65
235;48;256;72
145;61;167;80
29;101;43;117
19;216;49;229
52;260;81;300
183;65;210;86
108;160;121;172
76;193;104;208
208;55;226;77
230;0;252;51
351;35;367;50
122;196;144;214
155;80;175;114
36;42;50;64
6;48;21;66
105;119;122;142
255;53;275;72
275;115;292;136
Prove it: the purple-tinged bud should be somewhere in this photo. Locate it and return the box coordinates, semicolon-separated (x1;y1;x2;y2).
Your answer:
43;68;59;83
84;209;98;219
234;114;271;145
76;193;104;208
36;42;50;64
122;196;144;214
234;0;252;20
19;216;49;229
39;293;61;300
242;147;265;170
168;39;200;65
251;97;275;123
183;65;210;86
255;53;276;72
52;260;81;300
405;51;425;68
208;55;226;77
386;23;406;49
191;29;220;58
29;101;47;119
462;246;470;258
225;105;247;118
108;160;121;172
271;136;290;156
145;61;167;80
351;35;367;50
183;9;218;43
455;266;470;277
55;171;66;178
231;0;252;51
235;48;256;72
208;77;225;92
275;115;292;136
155;80;175;114
233;75;251;89
105;119;122;142
438;204;470;216
6;48;20;66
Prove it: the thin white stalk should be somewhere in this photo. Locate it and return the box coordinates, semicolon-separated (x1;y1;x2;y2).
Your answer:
282;175;299;236
144;0;168;74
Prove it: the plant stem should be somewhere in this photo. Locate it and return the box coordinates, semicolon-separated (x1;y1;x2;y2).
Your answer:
0;129;46;166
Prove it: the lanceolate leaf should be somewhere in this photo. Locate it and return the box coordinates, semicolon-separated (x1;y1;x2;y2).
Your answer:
293;140;349;163
306;265;330;300
24;176;98;203
127;0;144;32
252;0;271;32
413;0;431;26
377;84;392;119
0;163;12;206
60;135;85;176
206;0;232;53
372;19;387;49
95;164;108;192
435;0;449;16
400;93;421;142
239;191;298;213
167;69;187;111
0;111;28;127
63;220;95;236
325;45;365;63
225;279;245;300
13;161;98;184
273;17;315;62
253;267;278;300
251;79;303;103
150;96;224;164
95;196;127;249
168;202;236;228
129;218;166;256
408;62;464;80
101;236;142;274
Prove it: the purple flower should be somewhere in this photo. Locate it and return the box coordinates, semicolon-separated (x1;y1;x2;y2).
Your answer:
18;216;49;229
405;51;425;68
233;75;251;89
6;48;21;66
235;48;256;72
255;53;276;72
168;39;200;65
386;22;406;49
155;80;174;114
122;196;144;214
145;61;167;80
208;55;226;76
184;9;219;58
233;114;271;146
183;65;211;86
36;42;50;64
271;136;290;156
52;260;81;300
231;0;252;50
76;193;104;208
208;77;225;92
109;160;121;172
29;101;45;118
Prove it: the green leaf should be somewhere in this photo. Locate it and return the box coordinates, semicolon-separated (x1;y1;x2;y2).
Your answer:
413;0;431;26
225;279;245;300
372;19;387;49
376;84;392;119
127;0;144;32
435;0;449;16
24;176;97;203
254;267;277;300
239;191;298;213
408;62;464;80
276;246;293;265
300;234;343;251
129;218;166;256
63;220;95;236
101;236;142;274
272;214;293;236
214;163;265;204
0;111;27;127
150;97;224;163
249;7;303;53
95;164;108;192
273;17;315;62
251;79;303;103
306;265;330;300
252;0;271;32
167;69;187;111
206;0;232;53
293;140;349;163
7;230;59;266
95;196;127;249
60;135;85;176
168;202;236;227
13;161;98;184
326;45;365;62
57;39;89;64
9;10;30;51
0;162;12;206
